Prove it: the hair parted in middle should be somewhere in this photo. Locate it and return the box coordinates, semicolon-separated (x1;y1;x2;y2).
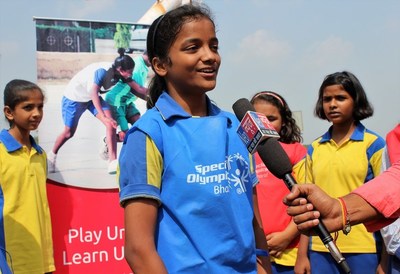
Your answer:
314;71;373;121
250;91;303;144
145;3;215;109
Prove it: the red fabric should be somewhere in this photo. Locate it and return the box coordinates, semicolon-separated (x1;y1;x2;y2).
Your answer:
255;142;306;248
387;124;400;163
46;180;131;274
353;125;400;231
353;159;400;232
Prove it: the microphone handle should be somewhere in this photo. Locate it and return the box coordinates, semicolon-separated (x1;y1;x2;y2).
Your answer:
283;174;351;274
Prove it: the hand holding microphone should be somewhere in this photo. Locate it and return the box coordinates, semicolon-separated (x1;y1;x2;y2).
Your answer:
232;98;351;274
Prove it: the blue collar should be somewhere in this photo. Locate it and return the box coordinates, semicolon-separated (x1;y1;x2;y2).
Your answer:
320;122;365;143
0;129;43;153
155;92;226;121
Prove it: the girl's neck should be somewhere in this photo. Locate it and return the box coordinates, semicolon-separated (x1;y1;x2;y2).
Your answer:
331;120;357;146
170;92;208;117
9;127;32;149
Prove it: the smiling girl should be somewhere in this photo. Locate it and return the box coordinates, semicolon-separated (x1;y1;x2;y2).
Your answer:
118;4;271;274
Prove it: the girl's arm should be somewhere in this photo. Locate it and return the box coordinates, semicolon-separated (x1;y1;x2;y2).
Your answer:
90;84;106;118
266;220;300;258
124;198;168;274
127;80;148;100
284;184;386;233
252;189;273;274
90;83;117;128
295;234;311;274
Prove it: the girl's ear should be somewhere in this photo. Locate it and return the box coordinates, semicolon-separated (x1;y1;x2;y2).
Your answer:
3;106;13;122
152;57;167;77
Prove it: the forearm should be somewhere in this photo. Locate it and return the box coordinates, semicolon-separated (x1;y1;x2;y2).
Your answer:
285;183;391;234
295;235;311;273
90;85;106;117
252;191;272;274
297;234;309;258
125;248;167;274
124;199;166;273
253;217;272;274
341;193;385;231
352;160;400;220
128;81;148;100
285;219;301;241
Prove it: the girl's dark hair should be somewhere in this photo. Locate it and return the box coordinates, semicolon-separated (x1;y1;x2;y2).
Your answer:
250;91;303;144
114;48;135;71
4;79;44;110
4;79;44;126
146;3;215;109
315;71;373;121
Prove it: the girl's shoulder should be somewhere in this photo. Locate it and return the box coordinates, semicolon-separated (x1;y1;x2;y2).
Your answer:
280;142;307;159
130;108;167;140
363;127;386;147
221;110;238;121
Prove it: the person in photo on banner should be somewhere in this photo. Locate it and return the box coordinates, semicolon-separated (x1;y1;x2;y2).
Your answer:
0;79;55;274
295;71;386;274
47;48;147;175
118;4;272;274
250;91;306;274
104;50;151;144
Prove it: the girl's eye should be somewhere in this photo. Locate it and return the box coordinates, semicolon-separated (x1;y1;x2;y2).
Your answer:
322;97;331;103
185;45;198;51
211;44;219;51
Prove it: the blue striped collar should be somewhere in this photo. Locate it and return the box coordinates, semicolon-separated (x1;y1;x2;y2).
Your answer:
155;91;229;122
0;129;43;153
320;122;365;143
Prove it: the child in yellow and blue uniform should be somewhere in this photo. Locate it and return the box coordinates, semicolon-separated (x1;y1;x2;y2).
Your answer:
0;79;55;273
296;71;385;274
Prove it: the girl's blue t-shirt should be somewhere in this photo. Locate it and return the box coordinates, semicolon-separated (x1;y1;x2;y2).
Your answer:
119;92;258;273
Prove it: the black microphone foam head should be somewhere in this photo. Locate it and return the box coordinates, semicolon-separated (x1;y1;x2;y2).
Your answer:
232;98;255;121
257;138;293;179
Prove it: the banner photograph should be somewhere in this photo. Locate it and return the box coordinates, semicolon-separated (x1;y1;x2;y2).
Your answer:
36;17;150;187
35;17;151;273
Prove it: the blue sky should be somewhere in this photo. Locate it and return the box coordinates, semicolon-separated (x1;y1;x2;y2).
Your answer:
0;0;399;143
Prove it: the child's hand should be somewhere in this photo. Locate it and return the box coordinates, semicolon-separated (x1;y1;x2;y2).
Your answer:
118;131;127;142
107;117;118;128
99;114;117;129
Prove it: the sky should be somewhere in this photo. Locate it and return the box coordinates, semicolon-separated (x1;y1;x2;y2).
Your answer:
0;0;399;144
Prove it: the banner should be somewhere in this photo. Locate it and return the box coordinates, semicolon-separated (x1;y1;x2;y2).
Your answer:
35;17;150;273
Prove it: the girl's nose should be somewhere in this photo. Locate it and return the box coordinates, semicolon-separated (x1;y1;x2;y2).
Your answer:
202;47;217;63
33;107;43;117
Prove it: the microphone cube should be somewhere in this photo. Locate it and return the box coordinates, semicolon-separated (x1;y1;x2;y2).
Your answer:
237;111;280;154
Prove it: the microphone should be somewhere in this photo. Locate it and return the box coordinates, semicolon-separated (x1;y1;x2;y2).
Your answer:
232;98;280;153
258;138;351;273
232;98;351;274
